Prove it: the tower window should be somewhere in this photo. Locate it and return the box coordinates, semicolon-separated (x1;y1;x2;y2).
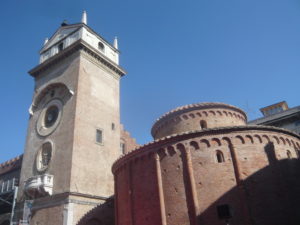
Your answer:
217;204;232;220
112;123;115;130
216;151;225;163
200;120;207;129
58;42;64;52
96;129;103;144
98;42;105;52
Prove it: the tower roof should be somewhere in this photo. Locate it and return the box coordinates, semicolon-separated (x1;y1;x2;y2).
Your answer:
40;22;119;54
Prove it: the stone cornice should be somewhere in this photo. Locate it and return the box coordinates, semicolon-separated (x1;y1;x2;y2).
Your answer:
29;191;108;211
29;40;126;78
112;125;300;172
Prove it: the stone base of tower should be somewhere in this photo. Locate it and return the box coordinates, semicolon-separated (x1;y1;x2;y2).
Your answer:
15;193;112;225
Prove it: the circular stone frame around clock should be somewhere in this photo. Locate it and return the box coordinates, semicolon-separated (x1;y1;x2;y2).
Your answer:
36;99;63;136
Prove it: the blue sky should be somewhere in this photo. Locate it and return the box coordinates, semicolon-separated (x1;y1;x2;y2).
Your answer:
1;0;300;162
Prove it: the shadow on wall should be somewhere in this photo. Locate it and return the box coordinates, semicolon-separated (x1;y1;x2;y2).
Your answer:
76;197;114;225
0;221;9;225
198;142;300;225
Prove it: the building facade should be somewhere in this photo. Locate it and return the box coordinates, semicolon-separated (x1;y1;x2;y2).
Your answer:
0;13;136;225
1;13;300;225
113;103;300;225
249;101;300;135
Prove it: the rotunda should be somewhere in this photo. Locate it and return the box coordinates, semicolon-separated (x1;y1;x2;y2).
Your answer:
113;102;300;225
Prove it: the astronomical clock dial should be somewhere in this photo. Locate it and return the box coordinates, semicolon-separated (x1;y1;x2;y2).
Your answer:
35;83;71;137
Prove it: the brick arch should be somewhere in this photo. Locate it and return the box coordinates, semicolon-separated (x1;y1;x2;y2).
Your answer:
279;137;286;145
176;143;185;151
235;135;245;144
189;113;195;118
196;112;202;117
262;135;270;143
209;110;216;116
211;138;221;146
273;136;280;144
190;141;200;151
158;148;167;159
167;145;177;156
222;137;232;146
216;111;222;116
254;135;262;144
245;135;254;144
200;139;210;148
202;111;208;116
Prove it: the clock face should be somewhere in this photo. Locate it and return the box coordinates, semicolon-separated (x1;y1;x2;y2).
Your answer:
36;99;63;137
44;105;59;128
34;83;72;137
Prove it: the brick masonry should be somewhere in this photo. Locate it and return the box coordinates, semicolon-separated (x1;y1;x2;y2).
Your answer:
113;103;300;225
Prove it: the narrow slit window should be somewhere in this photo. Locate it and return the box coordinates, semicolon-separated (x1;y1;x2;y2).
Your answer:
200;120;207;129
216;151;225;163
96;129;103;144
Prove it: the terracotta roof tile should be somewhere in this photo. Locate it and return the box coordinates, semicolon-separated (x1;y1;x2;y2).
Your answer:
0;154;23;175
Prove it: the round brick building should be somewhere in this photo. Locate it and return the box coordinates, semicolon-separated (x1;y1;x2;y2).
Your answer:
112;103;300;225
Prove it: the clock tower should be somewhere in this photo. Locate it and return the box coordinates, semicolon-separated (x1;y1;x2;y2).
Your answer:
17;12;125;225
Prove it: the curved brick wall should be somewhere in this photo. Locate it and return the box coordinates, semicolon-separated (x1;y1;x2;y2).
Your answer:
151;103;247;139
113;126;300;225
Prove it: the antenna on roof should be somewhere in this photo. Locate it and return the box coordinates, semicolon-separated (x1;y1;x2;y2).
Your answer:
113;37;118;49
81;10;87;24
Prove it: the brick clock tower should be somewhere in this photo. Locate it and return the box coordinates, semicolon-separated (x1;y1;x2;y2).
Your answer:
17;12;125;225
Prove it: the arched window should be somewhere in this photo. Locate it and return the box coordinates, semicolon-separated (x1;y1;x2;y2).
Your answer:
98;42;105;52
287;150;292;159
216;150;225;163
200;120;207;129
36;142;52;172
